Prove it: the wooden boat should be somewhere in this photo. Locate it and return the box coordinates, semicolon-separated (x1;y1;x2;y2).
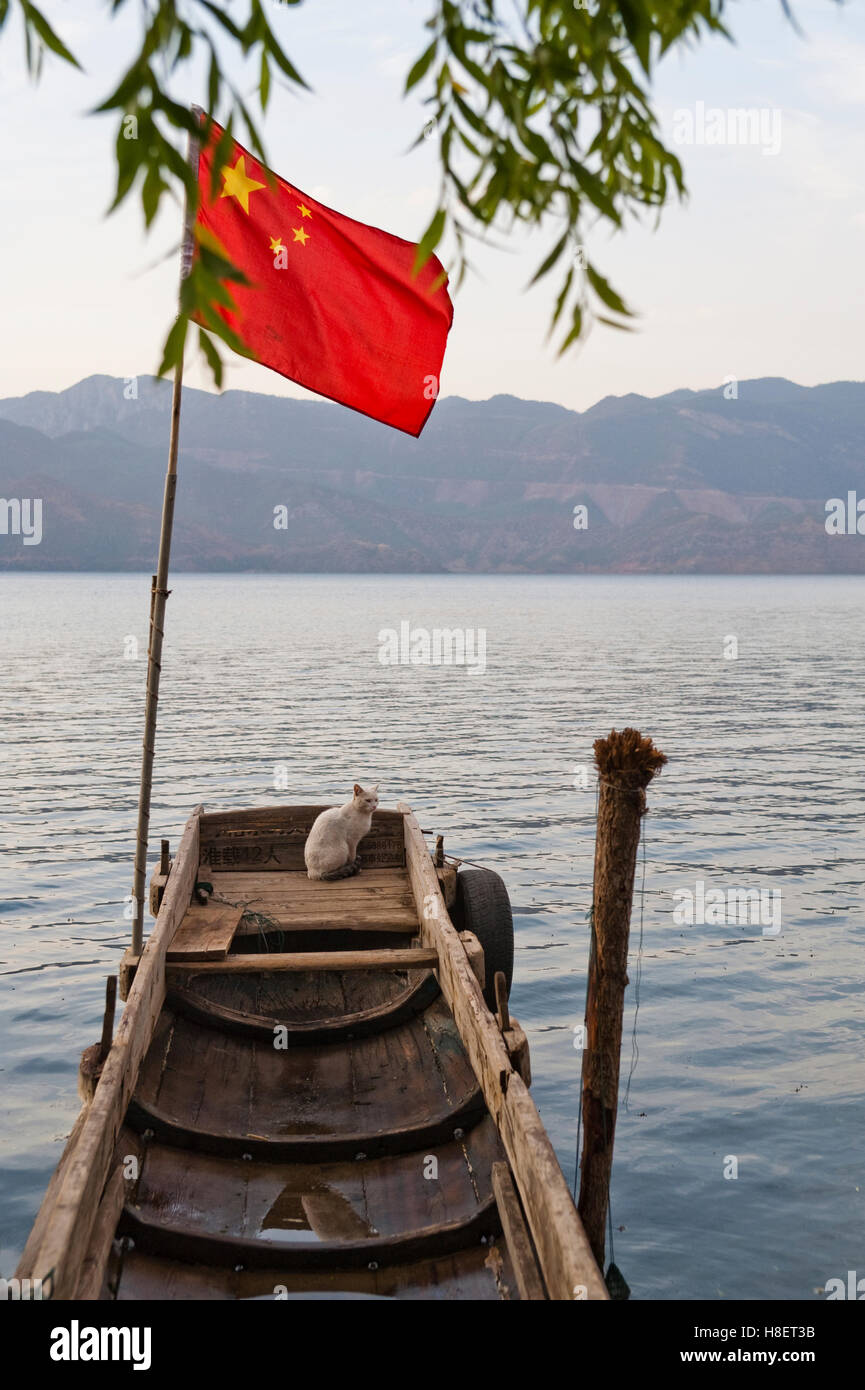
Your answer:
16;801;607;1301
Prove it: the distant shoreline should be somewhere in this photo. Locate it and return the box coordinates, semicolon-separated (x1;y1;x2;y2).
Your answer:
3;375;864;576
3;570;864;580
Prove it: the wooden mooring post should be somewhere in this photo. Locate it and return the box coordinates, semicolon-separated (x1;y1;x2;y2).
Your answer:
578;727;666;1273
76;974;118;1104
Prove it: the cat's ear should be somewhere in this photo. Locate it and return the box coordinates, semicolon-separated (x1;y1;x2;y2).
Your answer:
372;784;380;793
353;783;363;797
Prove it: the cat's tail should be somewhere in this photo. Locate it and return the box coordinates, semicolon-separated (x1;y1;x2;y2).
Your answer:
319;862;360;881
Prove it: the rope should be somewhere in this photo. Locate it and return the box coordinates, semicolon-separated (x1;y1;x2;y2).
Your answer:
572;898;591;1201
206;889;286;954
604;1056;615;1270
571;779;601;1201
624;818;647;1111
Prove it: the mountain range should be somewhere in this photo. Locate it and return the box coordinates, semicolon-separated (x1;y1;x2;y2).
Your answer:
1;374;863;572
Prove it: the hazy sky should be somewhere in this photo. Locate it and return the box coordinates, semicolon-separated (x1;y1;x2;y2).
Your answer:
1;0;863;411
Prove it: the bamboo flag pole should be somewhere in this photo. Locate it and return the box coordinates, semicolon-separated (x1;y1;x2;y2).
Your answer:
130;106;202;956
577;727;666;1273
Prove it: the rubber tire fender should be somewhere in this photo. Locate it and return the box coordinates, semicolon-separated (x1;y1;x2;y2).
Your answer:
452;868;514;1013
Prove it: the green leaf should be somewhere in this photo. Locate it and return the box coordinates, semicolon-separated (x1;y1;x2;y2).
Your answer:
92;57;155;116
405;40;438;93
619;0;652;76
556;306;584;357
198;327;223;389
210;124;236;200
595;314;637;332
413;207;446;276
19;0;81;69
528;229;570;287
452;90;490;138
157;315;188;378
197;0;244;43
206;45;220;114
585;264;631;317
141;162;166;227
550;266;574;332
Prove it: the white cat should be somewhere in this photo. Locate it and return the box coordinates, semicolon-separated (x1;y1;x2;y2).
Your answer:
304;784;380;880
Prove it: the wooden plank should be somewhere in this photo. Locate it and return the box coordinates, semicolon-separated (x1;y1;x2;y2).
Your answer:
12;1106;90;1283
231;898;416;914
199;835;405;873
301;1191;375;1241
437;862;458;909
219;878;417;900
233;920;414;938
458;930;485;989
131;1116;502;1249
234;921;414;938
167;971;439;1043
118;1195;499;1270
206;870;419;933
115;1242;506;1300
398;802;608;1303
209;868;411;892
199;808;406;874
201;805;405;833
502;1019;532;1087
167;904;243;962
149;869;169;917
74;1165;127;1300
232;906;418;932
19;804;203;1299
125;1087;487;1163
491;1161;546;1302
167;947;439;975
115;1243;506;1300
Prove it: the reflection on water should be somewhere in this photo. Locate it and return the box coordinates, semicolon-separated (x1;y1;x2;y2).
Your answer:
1;573;864;1299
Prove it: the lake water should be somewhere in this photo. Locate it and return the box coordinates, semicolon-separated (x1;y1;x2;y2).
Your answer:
1;572;863;1299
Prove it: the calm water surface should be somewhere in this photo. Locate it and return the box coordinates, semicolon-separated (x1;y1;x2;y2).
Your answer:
1;573;863;1298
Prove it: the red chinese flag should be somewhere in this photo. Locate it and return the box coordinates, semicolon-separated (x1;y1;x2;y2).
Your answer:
193;120;453;436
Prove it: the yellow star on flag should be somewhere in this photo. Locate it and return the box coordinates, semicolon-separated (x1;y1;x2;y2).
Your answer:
219;155;265;214
298;203;312;218
270;235;284;252
292;227;310;245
